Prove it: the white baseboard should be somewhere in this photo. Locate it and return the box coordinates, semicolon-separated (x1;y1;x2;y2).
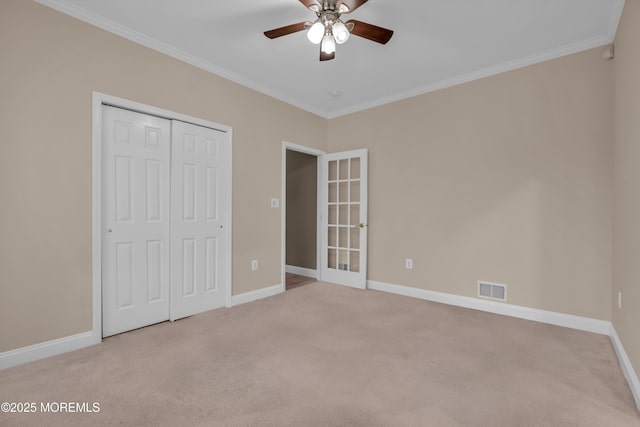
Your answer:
368;279;640;411
367;280;611;335
285;265;317;279
1;283;285;370
231;283;284;306
2;281;637;414
0;331;99;371
610;325;640;410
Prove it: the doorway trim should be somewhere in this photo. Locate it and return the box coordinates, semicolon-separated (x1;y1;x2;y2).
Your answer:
92;91;233;341
281;142;325;288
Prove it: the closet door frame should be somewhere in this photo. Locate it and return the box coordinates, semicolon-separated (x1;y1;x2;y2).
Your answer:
91;91;233;342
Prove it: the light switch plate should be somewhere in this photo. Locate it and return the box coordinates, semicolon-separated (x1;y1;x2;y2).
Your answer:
618;291;622;309
271;198;279;208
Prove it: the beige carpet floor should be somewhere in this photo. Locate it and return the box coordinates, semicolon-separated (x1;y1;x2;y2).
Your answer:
1;282;639;426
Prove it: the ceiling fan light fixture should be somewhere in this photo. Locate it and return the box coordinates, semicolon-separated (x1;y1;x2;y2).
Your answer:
321;34;336;54
263;0;394;62
332;20;350;44
307;21;325;44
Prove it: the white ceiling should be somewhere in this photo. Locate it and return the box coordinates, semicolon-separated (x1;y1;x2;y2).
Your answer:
37;0;624;118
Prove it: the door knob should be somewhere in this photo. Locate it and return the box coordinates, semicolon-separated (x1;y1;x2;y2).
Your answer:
358;223;366;228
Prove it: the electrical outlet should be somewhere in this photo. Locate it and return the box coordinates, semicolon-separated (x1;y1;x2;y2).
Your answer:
251;260;259;271
271;198;279;208
405;259;413;269
618;291;622;309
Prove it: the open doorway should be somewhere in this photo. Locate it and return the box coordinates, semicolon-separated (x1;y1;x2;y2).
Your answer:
282;142;324;290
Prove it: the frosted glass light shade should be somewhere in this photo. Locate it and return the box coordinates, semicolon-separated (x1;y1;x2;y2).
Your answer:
321;34;336;54
333;21;350;44
307;21;325;44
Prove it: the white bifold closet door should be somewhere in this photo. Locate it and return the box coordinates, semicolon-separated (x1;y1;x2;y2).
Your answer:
170;120;227;320
102;106;172;337
102;106;228;337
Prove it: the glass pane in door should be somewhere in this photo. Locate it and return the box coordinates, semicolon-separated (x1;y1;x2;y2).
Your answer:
329;183;337;203
350;205;360;226
349;250;360;273
350;181;360;202
349;228;360;249
339;159;349;179
328;205;337;225
338;249;349;271
350;158;360;179
329;160;338;181
339;182;348;202
338;227;349;248
328;248;337;269
338;205;349;225
325;154;365;276
328;226;337;247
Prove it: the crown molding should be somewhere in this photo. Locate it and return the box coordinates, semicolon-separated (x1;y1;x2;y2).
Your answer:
33;0;329;118
608;0;626;42
34;0;625;120
326;33;616;119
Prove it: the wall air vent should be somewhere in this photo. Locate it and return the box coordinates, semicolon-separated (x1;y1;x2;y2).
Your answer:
478;281;507;301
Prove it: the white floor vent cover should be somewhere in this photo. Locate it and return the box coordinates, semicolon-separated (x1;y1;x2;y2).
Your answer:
478;281;507;301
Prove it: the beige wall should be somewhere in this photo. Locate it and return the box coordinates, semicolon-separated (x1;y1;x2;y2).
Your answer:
613;0;640;384
0;1;327;352
286;151;317;270
328;47;613;320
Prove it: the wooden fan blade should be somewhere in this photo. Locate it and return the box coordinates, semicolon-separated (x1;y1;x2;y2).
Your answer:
337;0;368;13
299;0;322;11
320;48;335;61
346;19;393;44
264;22;308;39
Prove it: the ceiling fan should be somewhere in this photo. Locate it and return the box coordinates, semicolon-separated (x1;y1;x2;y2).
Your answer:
264;0;394;61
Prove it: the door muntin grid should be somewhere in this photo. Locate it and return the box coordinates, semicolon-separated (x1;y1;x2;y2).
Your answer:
327;157;361;273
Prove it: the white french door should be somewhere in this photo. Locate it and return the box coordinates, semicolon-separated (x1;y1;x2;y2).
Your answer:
102;106;230;337
320;149;368;289
101;106;171;337
170;120;228;320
